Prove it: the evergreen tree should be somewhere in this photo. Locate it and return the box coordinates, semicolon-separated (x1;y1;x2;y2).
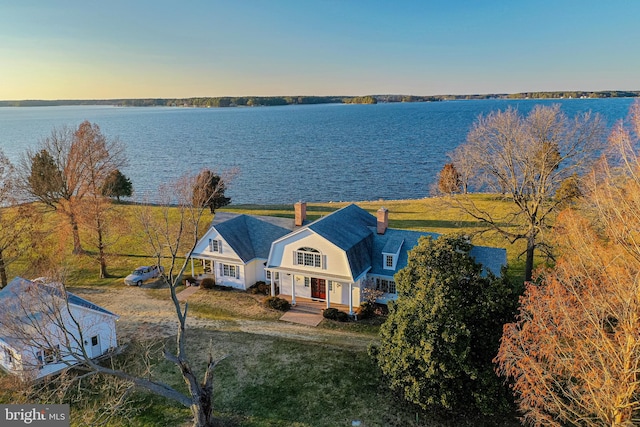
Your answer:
101;169;133;202
374;235;516;415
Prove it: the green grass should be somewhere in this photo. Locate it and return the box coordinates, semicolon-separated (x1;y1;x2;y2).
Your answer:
94;329;518;427
3;196;528;426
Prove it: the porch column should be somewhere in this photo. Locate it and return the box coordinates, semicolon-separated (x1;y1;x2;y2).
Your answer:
270;272;275;296
326;280;330;309
191;258;195;277
291;276;296;305
349;283;353;315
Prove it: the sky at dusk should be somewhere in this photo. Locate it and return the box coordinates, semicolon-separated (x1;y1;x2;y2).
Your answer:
1;0;638;100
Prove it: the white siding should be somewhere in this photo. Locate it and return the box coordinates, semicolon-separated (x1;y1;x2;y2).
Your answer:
192;228;242;262
270;230;354;281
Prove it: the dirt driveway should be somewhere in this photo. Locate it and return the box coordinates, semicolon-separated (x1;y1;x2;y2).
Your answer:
72;285;376;350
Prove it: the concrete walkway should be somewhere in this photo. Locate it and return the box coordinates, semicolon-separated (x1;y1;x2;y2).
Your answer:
176;285;200;302
279;308;324;327
279;298;327;326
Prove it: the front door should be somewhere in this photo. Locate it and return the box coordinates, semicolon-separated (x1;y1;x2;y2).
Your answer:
311;278;326;300
90;335;101;358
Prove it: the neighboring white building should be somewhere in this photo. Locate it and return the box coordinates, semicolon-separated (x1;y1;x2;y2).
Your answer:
0;277;119;380
192;203;507;314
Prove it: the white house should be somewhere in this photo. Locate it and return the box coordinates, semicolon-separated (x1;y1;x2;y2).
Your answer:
189;211;298;290
192;203;507;314
0;277;119;380
266;203;506;314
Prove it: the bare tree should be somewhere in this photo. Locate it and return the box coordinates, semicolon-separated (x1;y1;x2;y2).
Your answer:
192;168;236;214
0;150;36;287
73;122;127;278
446;104;605;281
1;168;234;427
19;121;126;256
495;101;640;427
448;144;474;194
135;168;236;426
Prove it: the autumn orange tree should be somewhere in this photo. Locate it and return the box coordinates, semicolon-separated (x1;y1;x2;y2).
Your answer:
20;121;126;257
495;101;640;427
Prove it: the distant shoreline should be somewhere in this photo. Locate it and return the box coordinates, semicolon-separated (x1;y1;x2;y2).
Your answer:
1;91;638;108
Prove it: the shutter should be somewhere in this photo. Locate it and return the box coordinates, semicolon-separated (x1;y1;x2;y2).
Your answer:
322;255;327;269
219;264;223;276
293;251;297;265
236;266;240;279
208;239;212;252
218;240;222;254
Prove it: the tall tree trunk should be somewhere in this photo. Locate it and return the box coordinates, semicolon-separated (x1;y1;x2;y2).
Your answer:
191;390;219;427
0;249;7;288
69;210;83;255
97;220;108;279
525;233;535;282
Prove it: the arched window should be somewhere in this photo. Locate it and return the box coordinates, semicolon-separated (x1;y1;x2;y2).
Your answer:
294;247;322;267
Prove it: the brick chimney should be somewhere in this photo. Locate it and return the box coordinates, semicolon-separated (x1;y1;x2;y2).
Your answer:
294;201;307;226
377;207;388;234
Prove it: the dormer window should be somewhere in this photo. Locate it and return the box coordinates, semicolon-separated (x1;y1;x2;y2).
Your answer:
381;238;404;271
383;253;398;270
209;239;221;253
294;247;323;268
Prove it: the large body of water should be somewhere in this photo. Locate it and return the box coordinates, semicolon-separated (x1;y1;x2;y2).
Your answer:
0;98;636;204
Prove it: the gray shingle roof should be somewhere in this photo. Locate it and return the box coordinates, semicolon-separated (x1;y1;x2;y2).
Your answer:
370;228;439;276
215;214;294;262
370;228;506;277
0;277;118;318
306;204;377;279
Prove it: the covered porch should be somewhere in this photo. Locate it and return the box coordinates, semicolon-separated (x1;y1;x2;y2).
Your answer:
266;268;361;315
277;295;352;314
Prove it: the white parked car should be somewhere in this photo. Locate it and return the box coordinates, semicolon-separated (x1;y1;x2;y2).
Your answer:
124;265;164;286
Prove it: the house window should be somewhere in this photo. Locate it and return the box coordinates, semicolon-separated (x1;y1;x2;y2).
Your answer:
295;247;322;268
39;345;61;366
388;280;396;294
209;239;220;252
385;255;394;268
304;277;310;287
266;271;280;282
220;263;239;278
376;278;397;294
91;336;99;346
4;348;15;366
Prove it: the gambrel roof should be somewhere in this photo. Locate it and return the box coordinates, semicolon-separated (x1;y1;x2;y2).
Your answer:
305;204;377;279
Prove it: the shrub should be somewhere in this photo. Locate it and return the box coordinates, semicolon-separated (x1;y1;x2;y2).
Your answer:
248;281;270;295
323;308;339;320
323;308;349;322
264;296;290;311
182;275;196;286
336;311;349;322
200;277;216;289
355;301;375;320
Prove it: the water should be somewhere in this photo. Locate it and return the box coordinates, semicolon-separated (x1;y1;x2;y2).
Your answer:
0;98;635;204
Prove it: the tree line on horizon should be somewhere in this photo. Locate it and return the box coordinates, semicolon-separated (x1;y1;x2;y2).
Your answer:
2;90;638;108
